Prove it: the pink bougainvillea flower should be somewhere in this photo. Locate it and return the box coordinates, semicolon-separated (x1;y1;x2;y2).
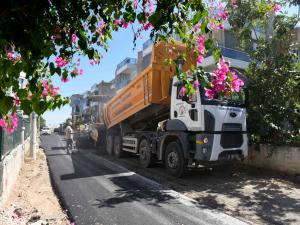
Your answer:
7;127;13;134
133;0;138;9
194;79;200;89
196;35;206;62
197;35;206;44
0;119;8;128
51;34;61;42
114;19;122;26
55;56;68;68
231;72;244;92
42;89;48;97
61;77;70;83
218;11;229;21
143;22;153;30
7;50;14;59
148;0;153;12
273;3;281;13
196;55;204;64
14;96;20;106
71;33;77;43
179;86;186;97
205;89;215;99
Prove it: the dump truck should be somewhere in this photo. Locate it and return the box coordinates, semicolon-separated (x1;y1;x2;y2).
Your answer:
103;42;248;177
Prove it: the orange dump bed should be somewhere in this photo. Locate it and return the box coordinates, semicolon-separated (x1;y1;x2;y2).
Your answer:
103;42;195;129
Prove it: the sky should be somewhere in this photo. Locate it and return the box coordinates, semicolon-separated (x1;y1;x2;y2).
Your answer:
44;5;299;126
44;27;150;126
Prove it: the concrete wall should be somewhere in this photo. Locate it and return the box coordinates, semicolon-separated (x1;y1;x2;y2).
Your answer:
0;138;30;206
246;144;300;175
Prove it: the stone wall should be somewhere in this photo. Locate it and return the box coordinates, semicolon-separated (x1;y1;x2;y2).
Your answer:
246;144;300;175
0;138;30;206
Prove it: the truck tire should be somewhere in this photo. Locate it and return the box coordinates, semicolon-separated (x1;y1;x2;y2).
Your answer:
106;134;114;155
139;139;154;168
114;135;123;158
165;141;187;177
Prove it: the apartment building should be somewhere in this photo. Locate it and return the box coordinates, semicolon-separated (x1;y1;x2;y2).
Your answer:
114;57;137;92
202;24;250;71
88;81;115;123
70;90;92;125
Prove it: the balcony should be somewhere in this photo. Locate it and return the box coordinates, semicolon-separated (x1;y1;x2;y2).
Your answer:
116;57;137;75
201;46;250;71
143;39;154;49
142;39;153;57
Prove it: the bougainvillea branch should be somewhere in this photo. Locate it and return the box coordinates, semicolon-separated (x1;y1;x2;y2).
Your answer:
0;0;280;132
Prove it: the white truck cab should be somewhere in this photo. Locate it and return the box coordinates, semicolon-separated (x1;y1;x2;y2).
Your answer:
169;76;248;162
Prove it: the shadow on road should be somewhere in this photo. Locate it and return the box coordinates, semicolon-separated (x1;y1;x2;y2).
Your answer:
51;146;66;150
90;147;300;225
59;150;121;180
93;177;176;209
42;134;300;225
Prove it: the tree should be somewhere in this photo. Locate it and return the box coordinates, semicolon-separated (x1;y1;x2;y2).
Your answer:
0;0;265;132
227;0;300;145
40;116;46;129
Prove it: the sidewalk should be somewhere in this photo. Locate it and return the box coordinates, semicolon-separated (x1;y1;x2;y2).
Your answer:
0;148;72;225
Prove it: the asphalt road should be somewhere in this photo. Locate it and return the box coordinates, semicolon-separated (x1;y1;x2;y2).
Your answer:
41;134;248;225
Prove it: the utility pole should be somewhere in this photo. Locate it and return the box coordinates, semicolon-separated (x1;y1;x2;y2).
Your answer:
30;112;37;160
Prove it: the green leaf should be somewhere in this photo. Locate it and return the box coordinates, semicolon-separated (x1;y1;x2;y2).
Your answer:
79;29;88;41
87;48;95;59
49;62;55;75
192;11;202;25
56;67;61;75
20;100;32;115
17;89;28;99
2;97;13;115
212;48;222;62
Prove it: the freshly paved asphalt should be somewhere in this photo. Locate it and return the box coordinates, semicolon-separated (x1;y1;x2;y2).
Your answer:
41;134;248;225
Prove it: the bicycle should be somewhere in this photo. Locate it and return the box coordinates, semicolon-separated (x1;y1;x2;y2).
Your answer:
66;131;80;154
66;138;74;154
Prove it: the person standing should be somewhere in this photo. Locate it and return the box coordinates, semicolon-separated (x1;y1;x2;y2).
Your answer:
65;121;74;154
89;125;98;148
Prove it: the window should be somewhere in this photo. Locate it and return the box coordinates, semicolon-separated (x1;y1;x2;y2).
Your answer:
176;86;197;102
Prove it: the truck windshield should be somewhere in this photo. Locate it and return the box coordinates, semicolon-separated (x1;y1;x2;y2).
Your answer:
199;85;246;108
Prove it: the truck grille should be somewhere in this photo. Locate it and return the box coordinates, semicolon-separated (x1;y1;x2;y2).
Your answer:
220;123;243;149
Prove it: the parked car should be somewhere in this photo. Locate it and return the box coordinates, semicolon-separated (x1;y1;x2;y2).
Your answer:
41;127;51;135
53;127;60;133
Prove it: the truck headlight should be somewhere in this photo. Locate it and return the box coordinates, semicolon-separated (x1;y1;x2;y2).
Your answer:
203;137;209;144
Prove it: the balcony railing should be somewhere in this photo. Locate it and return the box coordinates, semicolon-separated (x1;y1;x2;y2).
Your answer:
116;57;137;71
221;47;250;62
143;39;154;49
207;46;250;62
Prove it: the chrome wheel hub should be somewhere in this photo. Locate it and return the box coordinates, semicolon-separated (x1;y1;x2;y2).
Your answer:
167;151;178;168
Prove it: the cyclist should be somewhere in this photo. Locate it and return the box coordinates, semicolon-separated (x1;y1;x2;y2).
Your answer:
65;121;74;154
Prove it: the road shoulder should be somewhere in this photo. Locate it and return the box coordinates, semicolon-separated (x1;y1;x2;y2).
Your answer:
0;148;71;225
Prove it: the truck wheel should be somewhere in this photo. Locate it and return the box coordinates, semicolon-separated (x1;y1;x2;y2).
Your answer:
106;134;114;155
165;141;187;178
139;139;154;168
114;136;123;158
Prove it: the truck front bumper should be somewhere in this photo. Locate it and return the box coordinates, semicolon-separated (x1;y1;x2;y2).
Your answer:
194;133;248;161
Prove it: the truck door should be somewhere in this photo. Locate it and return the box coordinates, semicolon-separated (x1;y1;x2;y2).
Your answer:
170;77;203;131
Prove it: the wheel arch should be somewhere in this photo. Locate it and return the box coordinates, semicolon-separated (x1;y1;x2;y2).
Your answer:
159;134;187;161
